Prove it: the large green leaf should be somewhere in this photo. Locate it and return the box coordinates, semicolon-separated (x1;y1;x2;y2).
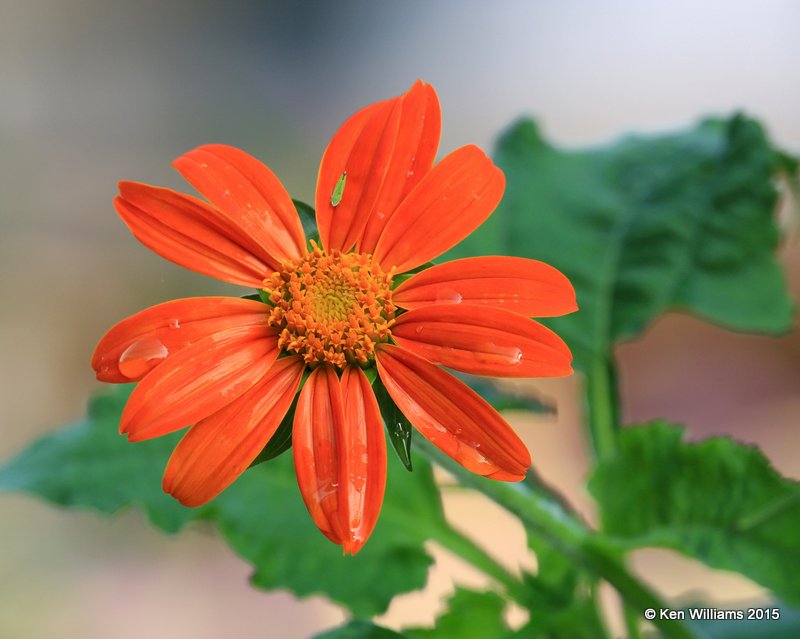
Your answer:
0;385;194;533
450;115;794;373
589;422;800;604
0;385;445;616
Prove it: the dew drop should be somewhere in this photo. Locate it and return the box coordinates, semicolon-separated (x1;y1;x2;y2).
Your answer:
315;481;338;502
118;337;168;379
461;443;492;468
414;325;424;334
168;318;181;329
435;288;463;304
480;342;523;366
350;471;366;492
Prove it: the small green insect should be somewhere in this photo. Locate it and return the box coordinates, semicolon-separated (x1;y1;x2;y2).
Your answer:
331;171;347;207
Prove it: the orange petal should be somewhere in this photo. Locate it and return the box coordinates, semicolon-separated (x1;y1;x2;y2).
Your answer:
293;367;347;544
393;256;577;317
373;145;505;273
376;344;530;481
391;305;573;378
115;182;272;286
173;144;305;266
121;325;278;442
92;297;271;382
357;81;441;253
315;98;401;253
163;356;304;507
339;366;387;554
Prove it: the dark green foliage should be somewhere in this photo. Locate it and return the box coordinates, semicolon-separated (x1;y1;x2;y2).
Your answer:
451;115;794;373
590;422;800;604
373;376;414;472
0;385;445;616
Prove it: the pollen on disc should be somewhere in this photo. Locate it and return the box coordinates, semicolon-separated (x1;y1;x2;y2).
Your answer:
263;242;395;369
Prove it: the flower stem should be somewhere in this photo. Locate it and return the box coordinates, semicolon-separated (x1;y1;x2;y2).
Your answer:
624;603;644;639
587;355;619;461
415;438;697;639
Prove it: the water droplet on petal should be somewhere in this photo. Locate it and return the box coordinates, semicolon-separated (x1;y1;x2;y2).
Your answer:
315;481;338;503
119;337;168;379
168;318;181;329
460;443;493;469
480;342;523;366
350;471;366;492
435;288;463;304
414;325;424;335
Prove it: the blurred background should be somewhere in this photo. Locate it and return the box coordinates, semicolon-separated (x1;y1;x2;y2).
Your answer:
1;1;798;637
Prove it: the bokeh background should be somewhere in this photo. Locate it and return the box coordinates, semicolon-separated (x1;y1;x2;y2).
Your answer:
1;1;798;637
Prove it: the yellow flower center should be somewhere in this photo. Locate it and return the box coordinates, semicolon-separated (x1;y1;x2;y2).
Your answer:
264;242;396;369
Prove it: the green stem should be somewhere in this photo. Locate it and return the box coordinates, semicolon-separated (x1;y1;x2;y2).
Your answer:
415;439;697;639
587;355;619;461
624;604;644;639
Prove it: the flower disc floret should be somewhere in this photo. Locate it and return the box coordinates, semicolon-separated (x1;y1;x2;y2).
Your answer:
264;242;396;368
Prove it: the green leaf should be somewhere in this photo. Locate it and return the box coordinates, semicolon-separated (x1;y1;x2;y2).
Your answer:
0;385;446;616
450;115;794;374
213;453;437;616
315;620;406;639
0;385;195;533
589;422;800;605
294;199;319;246
405;587;510;639
373;376;414;472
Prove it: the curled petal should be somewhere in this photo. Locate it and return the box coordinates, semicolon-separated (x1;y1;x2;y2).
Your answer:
315;98;402;253
115;182;272;286
391;304;573;378
121;325;279;442
293;367;347;544
173;144;305;267
376;344;530;481
393;256;577;317
163;356;304;507
373;145;505;273
357;81;441;253
339;366;387;554
92;297;271;382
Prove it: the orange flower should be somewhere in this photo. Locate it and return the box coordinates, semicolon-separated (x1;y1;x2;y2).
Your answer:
92;81;576;554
